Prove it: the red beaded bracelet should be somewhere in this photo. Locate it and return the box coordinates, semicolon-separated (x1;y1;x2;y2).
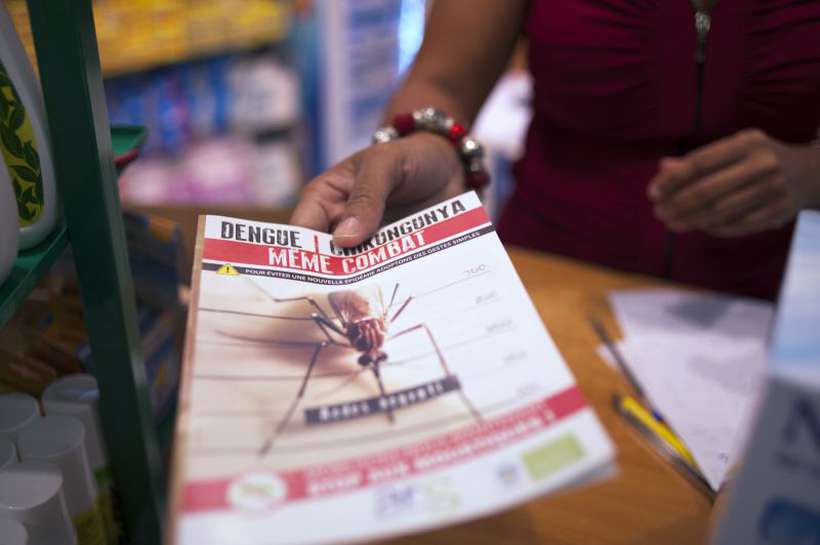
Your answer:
372;107;490;191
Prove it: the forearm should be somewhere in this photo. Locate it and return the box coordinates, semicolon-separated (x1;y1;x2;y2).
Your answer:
382;0;529;128
384;77;475;131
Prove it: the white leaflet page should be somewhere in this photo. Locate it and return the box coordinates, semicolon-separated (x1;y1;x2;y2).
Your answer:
174;192;615;545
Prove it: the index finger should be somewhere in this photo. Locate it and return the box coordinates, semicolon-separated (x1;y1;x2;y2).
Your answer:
332;148;404;247
290;187;335;232
649;131;760;201
290;168;354;231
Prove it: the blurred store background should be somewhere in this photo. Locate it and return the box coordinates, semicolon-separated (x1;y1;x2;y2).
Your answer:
5;0;531;235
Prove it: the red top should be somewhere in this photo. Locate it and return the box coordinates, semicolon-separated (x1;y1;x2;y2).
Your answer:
497;0;820;300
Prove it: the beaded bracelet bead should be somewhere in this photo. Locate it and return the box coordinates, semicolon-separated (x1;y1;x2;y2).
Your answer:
372;107;490;191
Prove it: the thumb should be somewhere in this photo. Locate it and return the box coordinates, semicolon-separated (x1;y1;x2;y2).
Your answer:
332;149;402;247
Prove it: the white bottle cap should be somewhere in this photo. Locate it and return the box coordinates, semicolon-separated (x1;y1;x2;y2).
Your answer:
42;374;108;471
0;394;40;442
0;436;17;471
0;461;77;545
16;416;98;516
0;518;28;545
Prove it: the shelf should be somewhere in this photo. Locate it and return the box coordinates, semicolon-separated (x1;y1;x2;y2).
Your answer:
7;0;290;79
112;125;147;170
111;125;147;157
101;30;287;79
0;225;68;329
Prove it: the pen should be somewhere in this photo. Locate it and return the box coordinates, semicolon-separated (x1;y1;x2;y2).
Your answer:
613;393;715;501
590;316;705;480
588;316;653;408
614;393;697;466
590;316;687;435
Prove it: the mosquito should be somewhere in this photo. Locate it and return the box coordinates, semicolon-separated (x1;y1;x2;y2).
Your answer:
213;279;482;455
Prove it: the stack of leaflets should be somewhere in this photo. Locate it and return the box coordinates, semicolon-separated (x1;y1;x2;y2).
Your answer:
171;192;616;545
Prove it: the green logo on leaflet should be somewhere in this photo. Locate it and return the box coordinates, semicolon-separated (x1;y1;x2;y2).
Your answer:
522;434;585;481
227;473;288;510
0;60;44;226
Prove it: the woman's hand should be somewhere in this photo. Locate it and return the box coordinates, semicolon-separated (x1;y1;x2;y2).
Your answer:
291;132;465;247
648;129;820;237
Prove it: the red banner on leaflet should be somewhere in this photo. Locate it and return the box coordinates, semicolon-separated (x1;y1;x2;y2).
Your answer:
202;207;491;277
182;385;587;514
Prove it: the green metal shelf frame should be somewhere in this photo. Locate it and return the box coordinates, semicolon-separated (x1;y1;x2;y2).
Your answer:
24;1;165;543
0;225;68;328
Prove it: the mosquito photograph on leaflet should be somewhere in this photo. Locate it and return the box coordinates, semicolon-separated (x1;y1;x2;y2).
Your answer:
193;271;484;460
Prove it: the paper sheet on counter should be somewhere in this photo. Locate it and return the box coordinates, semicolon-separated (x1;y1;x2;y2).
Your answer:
599;288;774;490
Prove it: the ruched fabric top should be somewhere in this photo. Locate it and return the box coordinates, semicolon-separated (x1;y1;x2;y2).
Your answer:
497;0;820;300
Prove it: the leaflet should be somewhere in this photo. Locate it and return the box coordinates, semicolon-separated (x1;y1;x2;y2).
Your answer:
171;192;615;545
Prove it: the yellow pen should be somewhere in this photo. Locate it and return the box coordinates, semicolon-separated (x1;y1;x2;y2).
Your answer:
615;393;698;468
613;393;715;501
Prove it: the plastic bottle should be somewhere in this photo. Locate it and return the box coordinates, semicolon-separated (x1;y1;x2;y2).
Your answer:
0;3;58;249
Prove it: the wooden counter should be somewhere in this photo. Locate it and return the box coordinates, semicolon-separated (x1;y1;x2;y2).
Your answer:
381;247;714;545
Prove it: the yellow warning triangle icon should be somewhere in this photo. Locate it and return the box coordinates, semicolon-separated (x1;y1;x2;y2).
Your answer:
217;263;240;276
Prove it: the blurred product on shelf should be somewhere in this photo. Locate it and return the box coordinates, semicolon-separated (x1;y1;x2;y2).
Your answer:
120;211;186;306
0;210;185;544
230;55;300;133
0;392;39;442
251;138;302;204
0;157;18;287
106;53;300;153
0;517;28;545
0;460;77;545
17;416;107;545
118;135;300;207
108;53;302;207
0;349;57;396
0;436;16;471
4;0;290;77
0;210;184;423
0;284;88;395
80;303;182;423
0;392;40;443
7;0;302;207
43;375;121;544
0;1;59;250
0;285;182;415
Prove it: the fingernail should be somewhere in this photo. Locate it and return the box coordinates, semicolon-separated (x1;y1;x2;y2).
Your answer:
333;217;361;241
